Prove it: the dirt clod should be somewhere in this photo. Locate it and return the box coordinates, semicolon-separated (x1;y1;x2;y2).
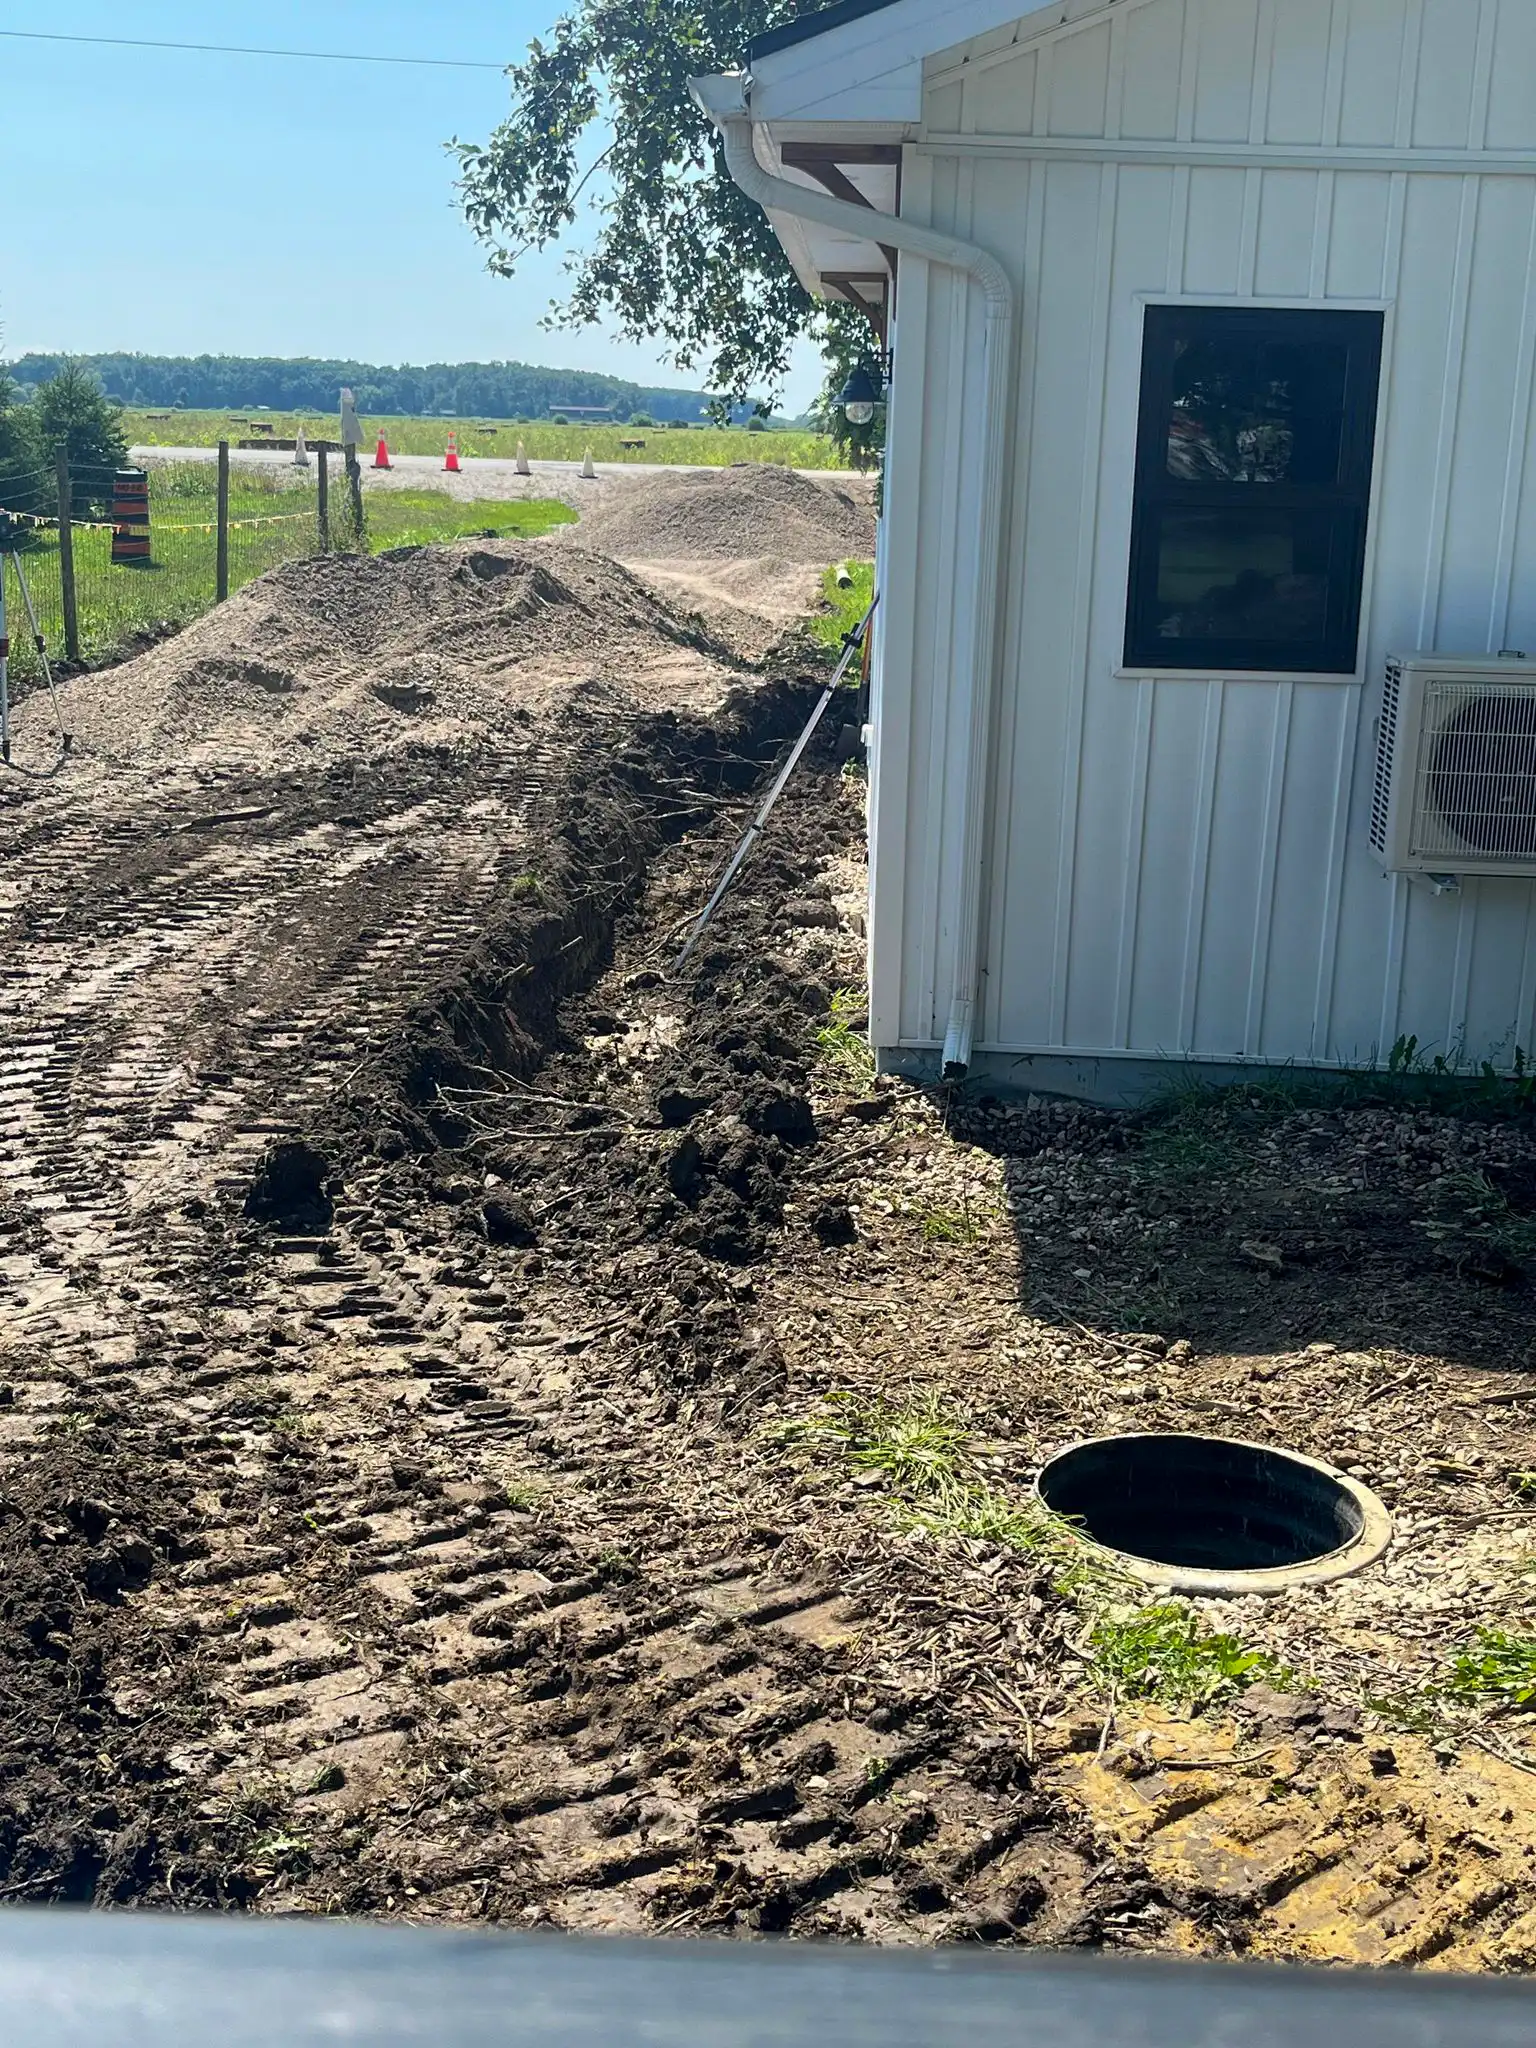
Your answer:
244;1140;336;1231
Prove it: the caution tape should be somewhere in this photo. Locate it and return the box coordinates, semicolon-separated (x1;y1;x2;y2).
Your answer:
0;508;316;533
155;511;316;532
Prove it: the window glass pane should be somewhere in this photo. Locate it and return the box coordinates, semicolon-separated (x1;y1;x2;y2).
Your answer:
1152;509;1335;643
1166;336;1349;485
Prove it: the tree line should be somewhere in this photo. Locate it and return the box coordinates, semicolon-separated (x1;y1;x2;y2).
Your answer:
6;353;722;424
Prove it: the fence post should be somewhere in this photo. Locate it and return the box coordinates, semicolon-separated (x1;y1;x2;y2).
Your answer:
346;450;365;547
56;450;80;664
215;439;230;601
316;446;329;552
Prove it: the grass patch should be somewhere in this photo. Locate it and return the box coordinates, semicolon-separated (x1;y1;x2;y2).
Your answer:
815;988;875;1087
916;1206;990;1245
1134;1039;1536;1140
1090;1603;1280;1712
794;1393;1127;1602
811;560;875;650
1420;1170;1536;1266
1446;1628;1536;1711
1132;1115;1244;1186
8;470;572;676
786;1393;1279;1705
842;1395;968;1492
124;408;845;470
361;489;573;551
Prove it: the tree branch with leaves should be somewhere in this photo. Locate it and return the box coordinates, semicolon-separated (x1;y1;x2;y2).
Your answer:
452;0;879;417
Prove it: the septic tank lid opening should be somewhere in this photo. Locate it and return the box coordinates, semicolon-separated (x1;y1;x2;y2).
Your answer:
1035;1432;1393;1595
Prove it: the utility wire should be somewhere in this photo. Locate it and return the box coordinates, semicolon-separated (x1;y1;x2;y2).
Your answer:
0;30;506;70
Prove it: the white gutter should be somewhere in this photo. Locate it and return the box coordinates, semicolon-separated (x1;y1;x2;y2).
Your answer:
690;72;1015;1078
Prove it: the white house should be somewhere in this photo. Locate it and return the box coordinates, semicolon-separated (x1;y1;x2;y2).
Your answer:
694;0;1536;1100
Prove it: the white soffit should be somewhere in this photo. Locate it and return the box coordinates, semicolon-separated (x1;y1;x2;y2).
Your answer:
757;142;894;299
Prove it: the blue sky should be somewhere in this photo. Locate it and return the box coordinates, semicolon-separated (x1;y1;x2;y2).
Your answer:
0;1;822;408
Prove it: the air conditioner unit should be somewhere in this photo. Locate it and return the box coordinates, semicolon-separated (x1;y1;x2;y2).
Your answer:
1370;653;1536;876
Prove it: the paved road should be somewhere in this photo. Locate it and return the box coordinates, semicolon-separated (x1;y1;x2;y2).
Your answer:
131;447;856;506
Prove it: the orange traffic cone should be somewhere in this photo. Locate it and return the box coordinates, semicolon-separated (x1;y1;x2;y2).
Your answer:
443;431;461;474
372;436;391;470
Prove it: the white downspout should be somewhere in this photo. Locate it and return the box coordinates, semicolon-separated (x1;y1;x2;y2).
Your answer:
691;72;1014;1078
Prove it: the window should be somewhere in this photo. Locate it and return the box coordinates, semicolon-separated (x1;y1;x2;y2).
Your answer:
1124;306;1384;675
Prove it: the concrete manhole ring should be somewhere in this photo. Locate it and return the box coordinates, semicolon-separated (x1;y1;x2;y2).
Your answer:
1034;1432;1394;1597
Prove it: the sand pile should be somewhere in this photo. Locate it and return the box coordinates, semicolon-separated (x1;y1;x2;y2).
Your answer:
563;463;874;563
31;539;747;775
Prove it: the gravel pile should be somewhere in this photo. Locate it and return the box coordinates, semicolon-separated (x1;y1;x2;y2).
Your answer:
564;462;875;563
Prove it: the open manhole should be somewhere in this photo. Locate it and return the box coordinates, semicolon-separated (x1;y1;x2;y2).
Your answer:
1035;1433;1393;1595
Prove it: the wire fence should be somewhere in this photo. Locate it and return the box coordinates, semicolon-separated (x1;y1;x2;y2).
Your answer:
0;446;331;677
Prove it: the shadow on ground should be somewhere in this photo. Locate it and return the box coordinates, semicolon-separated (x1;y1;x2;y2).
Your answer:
955;1077;1536;1378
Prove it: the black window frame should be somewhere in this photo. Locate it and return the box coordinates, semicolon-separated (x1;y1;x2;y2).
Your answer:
1124;304;1385;676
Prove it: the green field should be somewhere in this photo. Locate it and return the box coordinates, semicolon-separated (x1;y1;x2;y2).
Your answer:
123;408;845;470
7;466;574;675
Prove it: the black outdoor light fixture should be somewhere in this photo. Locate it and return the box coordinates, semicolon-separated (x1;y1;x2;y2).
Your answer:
838;361;883;426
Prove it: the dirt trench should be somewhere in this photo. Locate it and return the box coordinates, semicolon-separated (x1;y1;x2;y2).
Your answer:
0;627;1117;1940
8;520;1536;1963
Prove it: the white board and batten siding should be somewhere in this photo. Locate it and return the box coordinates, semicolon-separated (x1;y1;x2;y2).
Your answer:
870;0;1536;1084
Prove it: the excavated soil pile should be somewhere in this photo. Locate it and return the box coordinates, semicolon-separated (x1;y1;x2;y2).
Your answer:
47;538;740;772
565;464;874;564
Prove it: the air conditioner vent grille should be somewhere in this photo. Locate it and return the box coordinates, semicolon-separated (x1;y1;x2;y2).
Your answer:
1370;659;1402;856
1412;682;1536;863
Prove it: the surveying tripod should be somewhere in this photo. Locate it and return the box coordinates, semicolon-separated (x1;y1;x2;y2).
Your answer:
0;515;71;778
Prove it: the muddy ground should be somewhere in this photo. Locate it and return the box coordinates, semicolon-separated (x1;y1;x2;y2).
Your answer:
4;485;1536;1967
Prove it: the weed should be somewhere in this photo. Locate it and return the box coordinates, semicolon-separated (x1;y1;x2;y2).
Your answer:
815;988;875;1087
840;1395;968;1493
503;1480;544;1512
509;873;541;900
1133;1120;1243;1185
1380;1037;1536;1112
810;1394;1130;1604
1364;1687;1444;1737
1090;1603;1277;1711
1419;1169;1536;1266
1446;1628;1536;1710
251;1831;312;1870
812;560;876;651
1511;1473;1536;1502
916;1205;991;1245
1132;1039;1536;1136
